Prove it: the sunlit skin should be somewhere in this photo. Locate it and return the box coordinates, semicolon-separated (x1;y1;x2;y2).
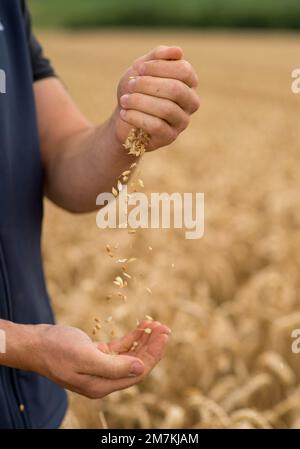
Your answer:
0;45;199;399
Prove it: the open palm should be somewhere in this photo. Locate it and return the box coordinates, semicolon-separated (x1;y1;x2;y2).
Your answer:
97;320;171;382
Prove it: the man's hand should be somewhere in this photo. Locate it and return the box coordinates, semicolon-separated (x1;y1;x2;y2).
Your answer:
114;45;200;150
0;319;170;399
35;45;200;212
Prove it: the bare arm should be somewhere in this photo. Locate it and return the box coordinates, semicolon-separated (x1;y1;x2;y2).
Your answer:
35;78;136;212
0;319;170;399
36;45;199;213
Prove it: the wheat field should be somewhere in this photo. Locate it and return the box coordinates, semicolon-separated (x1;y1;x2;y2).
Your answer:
39;30;300;429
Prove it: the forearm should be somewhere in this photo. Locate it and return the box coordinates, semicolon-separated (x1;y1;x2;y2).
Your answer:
0;319;43;372
44;107;138;213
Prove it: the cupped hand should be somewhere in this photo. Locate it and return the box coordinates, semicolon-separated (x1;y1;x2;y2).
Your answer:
33;320;170;399
113;45;200;150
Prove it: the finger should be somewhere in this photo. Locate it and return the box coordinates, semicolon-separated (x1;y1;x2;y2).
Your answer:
143;328;170;360
105;327;146;354
136;322;170;359
95;342;110;353
134;45;183;65
137;60;198;88
95;320;167;356
81;348;145;379
110;320;159;355
135;320;169;350
137;335;170;378
128;76;200;114
151;333;169;360
119;109;176;147
120;92;189;130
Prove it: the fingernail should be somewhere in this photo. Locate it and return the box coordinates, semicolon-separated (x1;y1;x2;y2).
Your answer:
120;94;129;107
129;361;144;377
128;78;136;91
120;109;126;118
138;63;146;75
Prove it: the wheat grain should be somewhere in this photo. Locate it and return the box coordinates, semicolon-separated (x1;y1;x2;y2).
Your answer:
112;187;118;197
123;128;150;157
114;276;124;287
117;180;123;192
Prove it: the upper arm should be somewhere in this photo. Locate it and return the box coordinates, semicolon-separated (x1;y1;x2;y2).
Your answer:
34;78;91;167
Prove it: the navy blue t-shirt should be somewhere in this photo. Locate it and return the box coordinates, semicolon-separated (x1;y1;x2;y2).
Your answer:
0;0;68;429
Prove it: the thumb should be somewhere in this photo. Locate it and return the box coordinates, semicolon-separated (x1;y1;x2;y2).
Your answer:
87;349;145;379
136;45;183;64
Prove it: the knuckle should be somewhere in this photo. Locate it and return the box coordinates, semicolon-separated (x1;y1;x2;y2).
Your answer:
179;115;190;131
151;119;164;134
155;45;166;54
180;60;192;80
183;115;191;130
170;81;184;101
164;127;179;145
129;92;139;107
166;128;178;144
190;95;200;113
141;116;149;131
163;102;175;120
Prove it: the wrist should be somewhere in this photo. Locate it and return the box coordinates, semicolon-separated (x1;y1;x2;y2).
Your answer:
107;105;125;147
0;320;50;372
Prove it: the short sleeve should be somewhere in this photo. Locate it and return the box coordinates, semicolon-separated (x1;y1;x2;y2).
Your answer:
22;0;56;82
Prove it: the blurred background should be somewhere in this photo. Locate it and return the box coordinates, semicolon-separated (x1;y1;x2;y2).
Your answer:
29;0;300;29
28;0;300;429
